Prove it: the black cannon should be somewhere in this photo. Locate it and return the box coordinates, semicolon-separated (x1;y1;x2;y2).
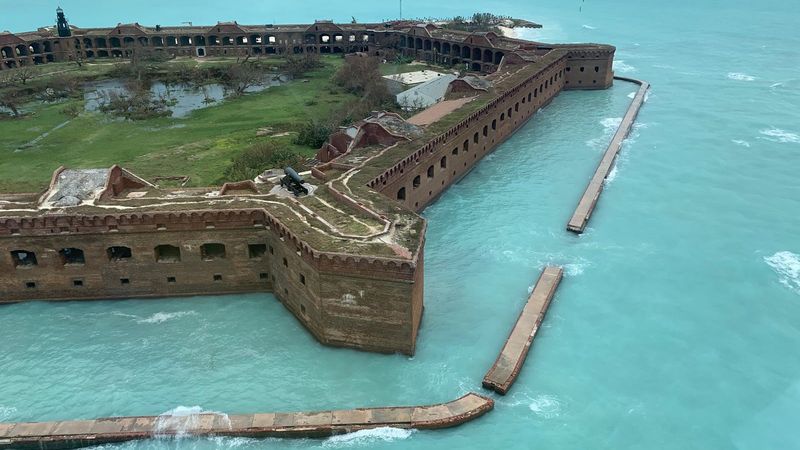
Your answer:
280;166;309;196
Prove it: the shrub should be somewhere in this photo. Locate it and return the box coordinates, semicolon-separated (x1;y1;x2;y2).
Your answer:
224;141;304;181
294;120;333;148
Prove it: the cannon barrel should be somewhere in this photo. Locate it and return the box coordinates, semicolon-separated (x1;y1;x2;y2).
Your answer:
284;167;304;184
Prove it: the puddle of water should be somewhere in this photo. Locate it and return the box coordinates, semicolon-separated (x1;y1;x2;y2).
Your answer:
83;76;283;118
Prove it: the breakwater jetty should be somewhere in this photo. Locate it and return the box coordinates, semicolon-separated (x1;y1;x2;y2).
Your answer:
567;77;650;233
483;266;564;394
0;394;493;449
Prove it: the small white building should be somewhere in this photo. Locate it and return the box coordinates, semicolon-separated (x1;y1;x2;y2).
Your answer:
396;73;458;111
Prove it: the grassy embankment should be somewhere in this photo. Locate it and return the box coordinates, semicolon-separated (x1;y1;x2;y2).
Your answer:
0;56;358;192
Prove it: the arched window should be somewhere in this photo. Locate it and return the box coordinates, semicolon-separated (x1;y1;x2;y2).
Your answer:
155;245;181;263
397;187;406;200
440;156;447;168
413;175;421;188
10;250;37;267
59;248;85;265
427;165;434;178
107;246;132;261
201;243;226;260
473;132;479;144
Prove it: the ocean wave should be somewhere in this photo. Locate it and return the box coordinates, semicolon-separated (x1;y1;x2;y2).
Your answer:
581;24;596;30
528;394;563;418
727;72;756;81
155;406;231;437
323;427;415;447
614;60;636;73
732;139;751;147
758;128;800;144
764;251;800;294
586;117;622;150
601;117;623;130
627;92;636;99
605;165;619;184
137;311;198;324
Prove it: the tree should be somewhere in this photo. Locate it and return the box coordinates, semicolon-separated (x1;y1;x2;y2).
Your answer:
281;52;322;78
11;66;37;85
224;141;304;181
0;89;24;117
224;62;263;96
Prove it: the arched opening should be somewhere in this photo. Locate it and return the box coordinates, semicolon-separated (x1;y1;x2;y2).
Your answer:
151;36;163;46
463;140;469;152
483;125;488;137
462;46;470;59
397;187;406;201
250;34;261;44
452;44;460;56
222;36;233;45
413;175;421;188
179;36;192;46
96;38;107;48
85;50;94;58
155;245;181;263
473;132;479;144
472;47;481;61
44;41;53;52
471;62;481;71
123;37;135;48
236;36;247;45
201;243;226;261
109;37;121;48
10;250;37;267
304;34;316;45
208;35;219;46
1;46;12;59
137;37;148;47
194;35;206;46
29;43;42;54
483;49;492;63
197;48;206;57
166;36;178;47
15;44;28;56
111;49;124;58
320;34;331;44
442;42;450;54
107;246;132;261
98;50;109;57
266;35;276;44
83;38;93;49
415;38;422;50
440;156;447;168
494;52;504;64
59;248;85;265
400;36;407;47
427;165;434;178
433;41;441;53
424;39;432;51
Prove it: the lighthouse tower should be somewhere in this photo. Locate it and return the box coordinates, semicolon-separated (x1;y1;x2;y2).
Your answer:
56;7;71;37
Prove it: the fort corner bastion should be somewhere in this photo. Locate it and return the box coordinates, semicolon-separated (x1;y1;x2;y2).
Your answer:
0;17;615;355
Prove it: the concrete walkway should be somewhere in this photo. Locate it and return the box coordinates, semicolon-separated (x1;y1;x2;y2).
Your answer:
567;77;650;233
0;393;492;449
483;266;564;395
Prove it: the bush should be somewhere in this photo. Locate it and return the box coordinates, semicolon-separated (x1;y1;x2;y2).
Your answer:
61;103;82;118
224;141;304;181
294;120;333;148
281;53;323;78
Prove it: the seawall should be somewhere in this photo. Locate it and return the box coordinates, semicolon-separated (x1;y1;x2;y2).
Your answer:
567;76;650;233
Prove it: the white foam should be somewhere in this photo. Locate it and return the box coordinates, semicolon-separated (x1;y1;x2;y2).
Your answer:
601;117;623;130
759;128;800;144
137;311;198;324
0;406;17;422
155;406;231;438
563;263;585;276
528;394;562;418
606;165;619;183
614;60;636;73
581;24;596;30
765;251;800;294
323;427;415;447
627;92;636;99
732;139;751;147
727;72;756;81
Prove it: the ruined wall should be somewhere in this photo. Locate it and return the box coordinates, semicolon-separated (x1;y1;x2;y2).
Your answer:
0;208;422;355
371;55;570;212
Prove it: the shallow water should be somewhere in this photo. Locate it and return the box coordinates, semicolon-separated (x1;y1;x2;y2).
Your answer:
83;78;280;118
2;0;800;448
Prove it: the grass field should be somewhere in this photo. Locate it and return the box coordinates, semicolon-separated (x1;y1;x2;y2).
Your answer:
0;56;357;193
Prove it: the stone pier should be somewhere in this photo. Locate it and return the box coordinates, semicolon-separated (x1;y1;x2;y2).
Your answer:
567;77;650;233
483;266;564;395
0;393;493;449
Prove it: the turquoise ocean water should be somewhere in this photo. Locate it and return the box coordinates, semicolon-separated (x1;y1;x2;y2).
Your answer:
2;0;800;448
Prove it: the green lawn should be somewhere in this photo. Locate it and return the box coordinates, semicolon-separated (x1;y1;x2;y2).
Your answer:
0;56;355;192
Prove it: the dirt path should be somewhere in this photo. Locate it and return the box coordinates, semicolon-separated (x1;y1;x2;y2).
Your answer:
407;97;475;126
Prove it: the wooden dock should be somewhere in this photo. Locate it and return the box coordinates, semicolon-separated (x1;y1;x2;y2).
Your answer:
0;393;493;450
482;267;564;395
567;77;650;233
